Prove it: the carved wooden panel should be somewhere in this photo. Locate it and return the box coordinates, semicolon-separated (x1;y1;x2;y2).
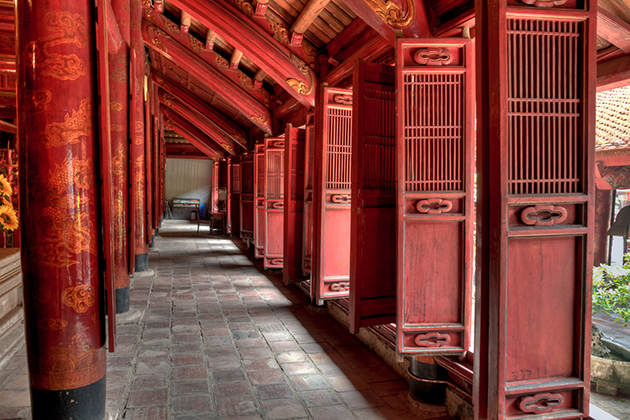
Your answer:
349;62;396;333
302;114;315;275
475;2;596;419
254;144;265;258
240;154;254;240
227;157;241;237
312;86;353;304
396;38;474;355
283;126;306;285
264;138;285;269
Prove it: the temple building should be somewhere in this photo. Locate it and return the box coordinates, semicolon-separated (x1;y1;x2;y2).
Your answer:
0;0;629;419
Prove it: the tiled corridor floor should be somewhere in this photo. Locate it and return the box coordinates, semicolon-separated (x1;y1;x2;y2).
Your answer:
0;220;454;420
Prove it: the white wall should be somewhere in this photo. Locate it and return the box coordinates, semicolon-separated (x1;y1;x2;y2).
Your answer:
165;158;213;218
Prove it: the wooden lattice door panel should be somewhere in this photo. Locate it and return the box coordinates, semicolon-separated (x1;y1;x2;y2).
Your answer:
254;144;265;258
284;125;306;285
312;86;353;304
227;157;241;237
302;113;315;276
240;154;254;240
475;2;597;420
264;138;285;269
396;38;474;355
349;62;396;334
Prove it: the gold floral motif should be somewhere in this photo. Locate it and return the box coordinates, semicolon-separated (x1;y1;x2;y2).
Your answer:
235;0;253;17
38;318;68;330
261;90;270;107
189;34;205;53
111;124;124;132
110;99;123;112
112;144;126;177
32;333;105;390
91;313;99;324
233;134;246;147
25;11;89;81
270;22;289;44
238;71;254;90
33;89;52;112
214;52;230;71
161;14;181;34
286;53;314;95
62;285;95;313
147;25;168;53
109;54;128;83
41;98;92;149
363;0;415;28
33;288;52;303
135;121;143;134
251;115;268;125
162;93;173;107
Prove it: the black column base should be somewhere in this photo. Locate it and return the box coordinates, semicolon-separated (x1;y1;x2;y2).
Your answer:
31;375;106;420
135;253;149;272
115;286;130;314
155;227;159;235
408;357;448;405
148;234;155;248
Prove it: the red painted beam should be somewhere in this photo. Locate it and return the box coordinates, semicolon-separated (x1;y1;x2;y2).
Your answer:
167;0;317;108
161;104;228;159
597;53;630;92
598;7;630;54
152;71;248;148
158;88;237;155
166;142;212;159
106;0;123;53
164;117;223;161
0;119;16;134
143;21;273;134
324;36;392;88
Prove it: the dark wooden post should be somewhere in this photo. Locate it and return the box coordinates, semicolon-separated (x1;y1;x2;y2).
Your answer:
594;187;613;266
16;0;106;417
110;0;131;312
130;0;148;271
475;1;597;419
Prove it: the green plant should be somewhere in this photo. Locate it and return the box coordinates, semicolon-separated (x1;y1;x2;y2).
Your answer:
593;256;630;327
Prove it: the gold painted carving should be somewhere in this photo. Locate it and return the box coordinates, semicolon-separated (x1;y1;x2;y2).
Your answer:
109;54;128;83
32;89;52;112
215;52;230;71
33;288;52;303
32;333;105;391
111;124;124;132
286;53;314;96
62;285;96;313
112;144;126;177
147;25;168;53
161;14;181;34
25;11;88;81
38;318;69;330
363;0;415;28
189;34;205;53
110;100;123;112
163;93;173;107
271;22;289;44
235;0;254;17
251;115;268;125
41;98;92;149
238;71;255;90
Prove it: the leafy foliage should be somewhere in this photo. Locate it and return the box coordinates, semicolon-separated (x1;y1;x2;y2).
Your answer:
593;257;630;327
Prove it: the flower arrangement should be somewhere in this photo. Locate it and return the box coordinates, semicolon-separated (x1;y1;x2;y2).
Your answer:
0;174;18;232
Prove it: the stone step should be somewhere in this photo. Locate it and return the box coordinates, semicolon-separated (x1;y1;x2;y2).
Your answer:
0;307;24;370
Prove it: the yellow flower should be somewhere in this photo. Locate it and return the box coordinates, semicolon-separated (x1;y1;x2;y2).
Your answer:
0;205;18;231
0;175;12;197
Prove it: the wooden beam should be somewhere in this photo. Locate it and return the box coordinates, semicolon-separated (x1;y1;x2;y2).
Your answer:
143;21;273;134
152;71;248;148
162;106;226;160
254;69;266;89
166;142;212;159
106;0;123;53
230;49;243;70
0;119;16;134
597;53;630;91
598;7;630;54
206;29;216;50
167;0;317;108
324;36;392;87
158;88;238;155
180;10;192;33
290;0;331;46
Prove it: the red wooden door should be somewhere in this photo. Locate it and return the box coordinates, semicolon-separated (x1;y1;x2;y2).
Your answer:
254;144;265;258
264;138;284;269
349;62;396;333
240;154;254;240
230;156;241;238
226;157;233;235
302;113;315;276
396;38;474;355
475;2;597;419
312;86;353;304
284;125;306;285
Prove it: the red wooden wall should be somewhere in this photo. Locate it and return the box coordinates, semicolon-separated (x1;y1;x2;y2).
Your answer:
284;125;306;285
312;86;353;304
254;144;265;258
240;154;255;240
475;1;597;419
396;38;475;355
264;138;284;269
349;61;397;333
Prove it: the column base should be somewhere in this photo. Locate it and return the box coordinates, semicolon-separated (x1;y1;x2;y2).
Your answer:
149;234;155;248
135;253;149;272
115;286;130;314
31;375;105;420
408;357;447;405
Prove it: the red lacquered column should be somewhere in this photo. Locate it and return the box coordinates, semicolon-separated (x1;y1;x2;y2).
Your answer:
130;0;148;270
110;0;130;312
16;0;106;418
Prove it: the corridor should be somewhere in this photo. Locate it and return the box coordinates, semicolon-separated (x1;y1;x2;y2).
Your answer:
0;220;453;420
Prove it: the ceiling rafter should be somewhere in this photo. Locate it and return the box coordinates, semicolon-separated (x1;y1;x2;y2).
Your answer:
158;88;239;155
152;71;248;148
168;0;318;108
180;10;192;33
162;105;227;159
598;7;630;54
143;20;274;134
290;0;332;46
